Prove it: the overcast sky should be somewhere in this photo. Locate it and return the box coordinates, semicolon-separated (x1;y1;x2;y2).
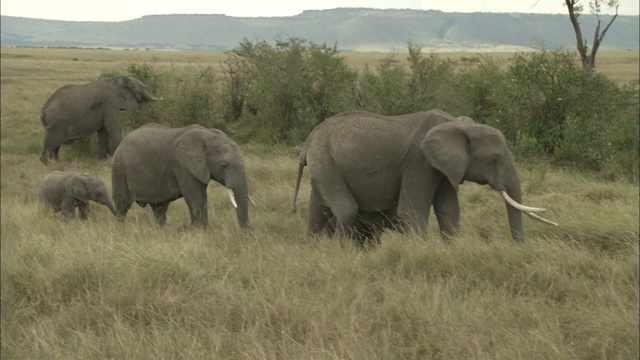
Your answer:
1;0;637;22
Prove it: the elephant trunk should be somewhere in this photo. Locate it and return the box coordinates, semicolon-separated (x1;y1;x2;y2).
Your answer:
503;180;524;242
227;177;252;232
499;171;558;241
98;196;117;216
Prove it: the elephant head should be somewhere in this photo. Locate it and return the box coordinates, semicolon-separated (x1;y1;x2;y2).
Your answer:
112;76;161;111
421;121;555;241
65;173;116;215
175;128;251;231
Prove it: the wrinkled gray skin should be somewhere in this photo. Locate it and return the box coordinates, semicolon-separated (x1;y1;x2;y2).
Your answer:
292;109;525;243
40;76;158;164
310;113;472;246
39;171;116;219
112;123;251;231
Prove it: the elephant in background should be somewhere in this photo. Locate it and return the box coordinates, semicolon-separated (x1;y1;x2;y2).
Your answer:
112;123;251;231
292;109;556;243
39;171;116;219
40;76;161;164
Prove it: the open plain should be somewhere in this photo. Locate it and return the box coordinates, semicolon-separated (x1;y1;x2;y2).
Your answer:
1;47;638;359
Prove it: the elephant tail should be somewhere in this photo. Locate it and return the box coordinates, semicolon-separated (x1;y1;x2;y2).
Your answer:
40;106;56;130
292;131;317;213
291;155;306;213
40;112;49;128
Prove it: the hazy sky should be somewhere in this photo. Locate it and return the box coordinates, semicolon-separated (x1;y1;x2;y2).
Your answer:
2;0;637;22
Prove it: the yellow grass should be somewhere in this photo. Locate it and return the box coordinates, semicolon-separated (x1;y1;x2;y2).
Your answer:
1;47;638;359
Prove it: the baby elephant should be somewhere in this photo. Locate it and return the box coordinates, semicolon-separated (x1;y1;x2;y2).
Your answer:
39;171;116;219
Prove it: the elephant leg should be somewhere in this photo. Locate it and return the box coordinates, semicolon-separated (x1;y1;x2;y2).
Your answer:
112;191;133;222
78;201;90;220
313;179;358;239
53;145;61;160
151;202;171;226
321;215;337;236
115;202;132;222
61;196;77;219
112;167;133;221
323;214;377;247
41;131;62;164
178;177;209;227
307;182;334;236
397;179;433;235
354;210;395;247
97;128;109;159
352;215;376;247
432;180;460;241
103;110;122;156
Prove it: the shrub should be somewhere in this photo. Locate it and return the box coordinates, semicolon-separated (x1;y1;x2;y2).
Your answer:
358;55;414;115
454;56;504;123
358;44;456;115
159;65;224;130
406;43;456;111
485;49;639;180
222;37;358;143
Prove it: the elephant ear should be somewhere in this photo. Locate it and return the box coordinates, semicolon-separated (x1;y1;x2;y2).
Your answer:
114;76;142;111
64;174;89;202
421;122;470;191
175;130;210;184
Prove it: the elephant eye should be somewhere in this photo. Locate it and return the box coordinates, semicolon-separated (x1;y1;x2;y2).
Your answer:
221;162;228;169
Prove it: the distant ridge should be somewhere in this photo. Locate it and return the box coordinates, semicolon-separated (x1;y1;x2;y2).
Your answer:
1;8;638;51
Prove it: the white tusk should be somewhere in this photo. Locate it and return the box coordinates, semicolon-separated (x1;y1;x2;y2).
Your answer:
151;96;164;101
249;195;257;206
500;191;546;213
524;211;559;226
227;189;238;208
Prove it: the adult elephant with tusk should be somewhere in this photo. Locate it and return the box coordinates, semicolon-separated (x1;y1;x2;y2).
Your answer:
111;123;251;231
39;76;162;164
292;109;556;243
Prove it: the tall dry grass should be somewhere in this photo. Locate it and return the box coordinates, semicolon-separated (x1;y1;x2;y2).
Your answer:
1;47;638;359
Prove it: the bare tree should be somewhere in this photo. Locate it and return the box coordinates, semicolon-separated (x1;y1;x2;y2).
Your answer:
565;0;620;69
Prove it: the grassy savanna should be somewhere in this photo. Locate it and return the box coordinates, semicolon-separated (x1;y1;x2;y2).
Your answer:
1;47;638;359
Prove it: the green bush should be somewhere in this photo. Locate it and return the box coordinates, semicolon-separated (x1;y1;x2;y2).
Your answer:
454;56;504;123
406;43;456;111
159;65;224;130
485;49;639;180
222;37;358;143
358;44;456;115
358;55;414;115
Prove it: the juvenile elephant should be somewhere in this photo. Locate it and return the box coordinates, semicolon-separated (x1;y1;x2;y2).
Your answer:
112;123;251;231
39;76;161;164
292;109;556;242
39;171;116;219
